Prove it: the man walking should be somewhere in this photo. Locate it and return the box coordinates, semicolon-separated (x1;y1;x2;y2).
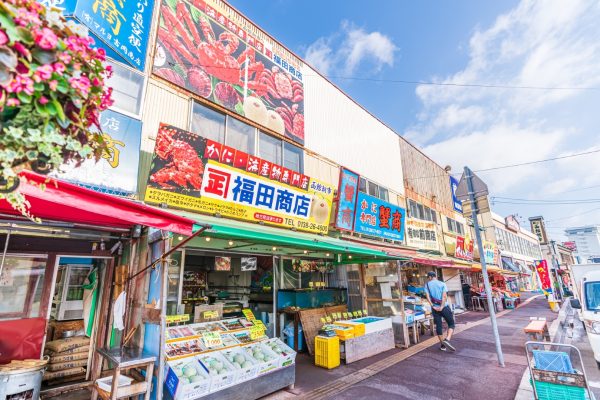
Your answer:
425;271;456;352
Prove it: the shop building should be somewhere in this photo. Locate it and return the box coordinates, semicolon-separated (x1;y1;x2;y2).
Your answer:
564;225;600;263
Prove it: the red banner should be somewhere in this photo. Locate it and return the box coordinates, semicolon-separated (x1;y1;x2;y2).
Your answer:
535;260;552;293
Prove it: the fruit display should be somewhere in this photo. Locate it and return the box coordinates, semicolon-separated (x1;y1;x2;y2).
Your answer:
165;358;211;400
197;353;237;392
265;338;297;367
242;343;280;375
169;359;208;384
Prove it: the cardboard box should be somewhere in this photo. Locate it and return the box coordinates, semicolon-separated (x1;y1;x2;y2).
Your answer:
164;357;211;400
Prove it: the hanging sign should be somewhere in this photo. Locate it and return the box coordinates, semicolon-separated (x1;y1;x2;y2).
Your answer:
241;257;257;271
215;257;231;271
74;0;154;71
153;0;305;144
450;176;463;212
335;168;359;231
145;124;334;234
455;235;474;261
354;192;406;241
405;218;439;251
535;260;552;294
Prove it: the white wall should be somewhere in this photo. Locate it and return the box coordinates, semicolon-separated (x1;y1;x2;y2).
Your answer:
302;65;404;195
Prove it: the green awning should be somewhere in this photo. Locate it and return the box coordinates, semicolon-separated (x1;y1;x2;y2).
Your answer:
160;209;404;262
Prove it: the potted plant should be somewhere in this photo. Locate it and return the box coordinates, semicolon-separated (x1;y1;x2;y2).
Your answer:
0;0;113;219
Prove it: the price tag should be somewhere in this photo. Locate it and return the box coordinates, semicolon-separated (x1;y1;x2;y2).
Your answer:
357;310;363;317
203;311;218;319
201;332;223;348
249;325;265;340
242;309;256;321
320;317;326;324
326;316;332;323
252;320;266;329
362;309;368;316
336;312;342;319
352;311;359;317
166;314;189;324
309;281;314;288
342;312;348;319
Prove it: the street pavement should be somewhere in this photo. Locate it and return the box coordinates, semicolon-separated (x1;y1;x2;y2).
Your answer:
323;294;556;400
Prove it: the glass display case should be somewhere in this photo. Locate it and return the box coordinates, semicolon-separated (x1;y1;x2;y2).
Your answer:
52;263;92;321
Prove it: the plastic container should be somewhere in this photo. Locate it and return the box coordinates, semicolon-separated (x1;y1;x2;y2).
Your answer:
264;338;297;367
241;343;280;375
221;348;260;383
283;322;303;351
335;321;365;337
315;335;340;369
532;380;587;400
164;357;210;400
197;353;237;392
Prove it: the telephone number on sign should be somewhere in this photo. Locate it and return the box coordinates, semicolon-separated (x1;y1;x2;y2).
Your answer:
296;221;328;232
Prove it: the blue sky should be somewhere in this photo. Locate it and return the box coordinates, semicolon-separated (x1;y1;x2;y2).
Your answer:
228;0;600;241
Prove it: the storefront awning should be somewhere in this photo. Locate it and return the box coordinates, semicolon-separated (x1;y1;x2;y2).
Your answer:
0;171;197;235
448;258;476;270
471;264;502;273
412;255;455;268
163;211;404;262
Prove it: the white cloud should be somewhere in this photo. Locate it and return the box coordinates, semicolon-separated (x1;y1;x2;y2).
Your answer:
304;21;397;76
407;0;600;239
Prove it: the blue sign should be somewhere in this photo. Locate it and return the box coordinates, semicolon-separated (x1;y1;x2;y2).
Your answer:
54;109;142;196
354;192;406;241
40;0;78;15
335;168;359;231
450;176;463;212
74;0;154;71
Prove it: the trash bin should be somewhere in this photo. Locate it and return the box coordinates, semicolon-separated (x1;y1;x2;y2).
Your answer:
0;366;45;400
283;322;303;351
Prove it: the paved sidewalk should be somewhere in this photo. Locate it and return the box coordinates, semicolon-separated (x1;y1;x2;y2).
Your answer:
265;293;552;400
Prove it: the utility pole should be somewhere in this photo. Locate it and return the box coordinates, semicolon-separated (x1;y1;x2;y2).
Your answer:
465;166;505;367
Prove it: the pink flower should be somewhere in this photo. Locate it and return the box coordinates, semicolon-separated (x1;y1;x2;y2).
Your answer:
34;28;58;50
95;47;106;62
6;97;20;107
38;96;49;105
100;87;114;110
69;76;91;97
49;80;58;91
35;64;54;81
92;77;101;86
13;42;31;58
7;75;34;95
0;30;7;46
53;62;66;74
104;65;113;79
58;52;72;64
15;8;41;27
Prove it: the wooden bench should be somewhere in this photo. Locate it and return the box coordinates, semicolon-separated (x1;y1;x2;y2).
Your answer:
524;320;550;342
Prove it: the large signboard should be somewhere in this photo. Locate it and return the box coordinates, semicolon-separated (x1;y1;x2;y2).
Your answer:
153;0;305;144
450;176;462;213
483;241;498;265
353;193;405;241
53;109;141;196
563;241;577;252
455;235;474;261
405;218;437;251
529;216;548;245
145;124;333;234
75;0;154;71
335;168;359;231
534;260;552;294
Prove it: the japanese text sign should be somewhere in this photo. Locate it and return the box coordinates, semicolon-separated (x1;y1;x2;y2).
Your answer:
75;0;154;71
153;0;305;144
535;260;552;293
53;109;141;196
483;241;498;265
353;192;405;241
40;0;77;15
201;331;223;348
405;218;439;251
145;124;334;234
450;176;463;213
454;235;474;261
335;168;359;231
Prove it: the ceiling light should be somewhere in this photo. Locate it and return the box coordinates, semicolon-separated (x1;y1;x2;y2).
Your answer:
303;250;308;254
349;255;353;259
205;237;211;242
178;236;183;241
272;246;277;251
228;241;234;246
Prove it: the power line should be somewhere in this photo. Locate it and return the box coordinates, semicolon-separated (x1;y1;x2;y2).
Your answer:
492;200;600;205
491;196;600;203
546;207;600;222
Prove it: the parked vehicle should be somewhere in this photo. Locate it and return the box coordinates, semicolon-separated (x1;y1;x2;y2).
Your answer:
569;263;600;367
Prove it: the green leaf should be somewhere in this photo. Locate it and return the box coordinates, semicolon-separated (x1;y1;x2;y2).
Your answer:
0;13;18;43
16;92;31;104
16;27;33;45
165;0;177;11
45;102;57;116
190;6;202;23
52;99;66;122
0;65;11;86
56;80;69;94
33;82;44;91
31;48;57;65
0;46;17;70
235;102;244;115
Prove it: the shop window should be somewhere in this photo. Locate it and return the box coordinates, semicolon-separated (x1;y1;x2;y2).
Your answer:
416;203;424;220
379;187;389;202
106;60;145;117
191;101;226;143
259;131;283;165
367;181;379;198
283;142;304;173
446;217;464;235
226;116;255;154
359;177;367;193
0;255;47;320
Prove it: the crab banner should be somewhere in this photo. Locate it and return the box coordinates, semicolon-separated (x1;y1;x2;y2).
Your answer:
145;124;334;234
153;0;305;145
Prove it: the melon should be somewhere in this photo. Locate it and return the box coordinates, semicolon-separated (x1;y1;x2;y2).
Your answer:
234;354;245;364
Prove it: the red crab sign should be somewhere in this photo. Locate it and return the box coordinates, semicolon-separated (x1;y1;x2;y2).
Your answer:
145;124;334;234
153;0;305;145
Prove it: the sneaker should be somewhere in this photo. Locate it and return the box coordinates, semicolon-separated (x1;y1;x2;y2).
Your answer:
440;344;448;352
443;339;456;352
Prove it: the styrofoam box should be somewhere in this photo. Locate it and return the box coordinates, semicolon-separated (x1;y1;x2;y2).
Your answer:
351;317;393;334
96;375;134;393
164;357;211;400
197;352;237;393
241;343;280;375
264;338;297;367
221;347;260;382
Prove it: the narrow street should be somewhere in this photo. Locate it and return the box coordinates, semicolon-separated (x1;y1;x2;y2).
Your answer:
268;294;557;400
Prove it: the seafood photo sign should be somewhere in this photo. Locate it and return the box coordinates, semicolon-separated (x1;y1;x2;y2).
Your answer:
145;124;334;234
153;0;305;145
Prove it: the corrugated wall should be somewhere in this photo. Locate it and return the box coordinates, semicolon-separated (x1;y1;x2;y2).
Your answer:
303;64;404;195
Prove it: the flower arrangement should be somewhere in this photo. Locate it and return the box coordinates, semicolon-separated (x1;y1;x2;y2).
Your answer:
0;0;113;219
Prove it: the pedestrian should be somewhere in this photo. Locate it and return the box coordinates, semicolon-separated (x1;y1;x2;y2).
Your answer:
425;271;456;352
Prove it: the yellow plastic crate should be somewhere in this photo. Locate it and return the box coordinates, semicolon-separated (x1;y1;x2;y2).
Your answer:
315;335;340;369
332;325;354;340
335;321;366;337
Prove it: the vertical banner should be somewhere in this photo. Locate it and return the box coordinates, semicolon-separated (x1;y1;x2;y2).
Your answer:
534;260;552;294
335;168;359;231
450;176;463;213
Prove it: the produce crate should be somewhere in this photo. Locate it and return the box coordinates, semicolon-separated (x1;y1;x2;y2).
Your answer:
335;321;365;337
241;343;280;375
221;348;260;383
264;338;297;367
315;335;340;369
165;358;210;400
332;325;354;340
197;352;237;392
532;380;587;400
